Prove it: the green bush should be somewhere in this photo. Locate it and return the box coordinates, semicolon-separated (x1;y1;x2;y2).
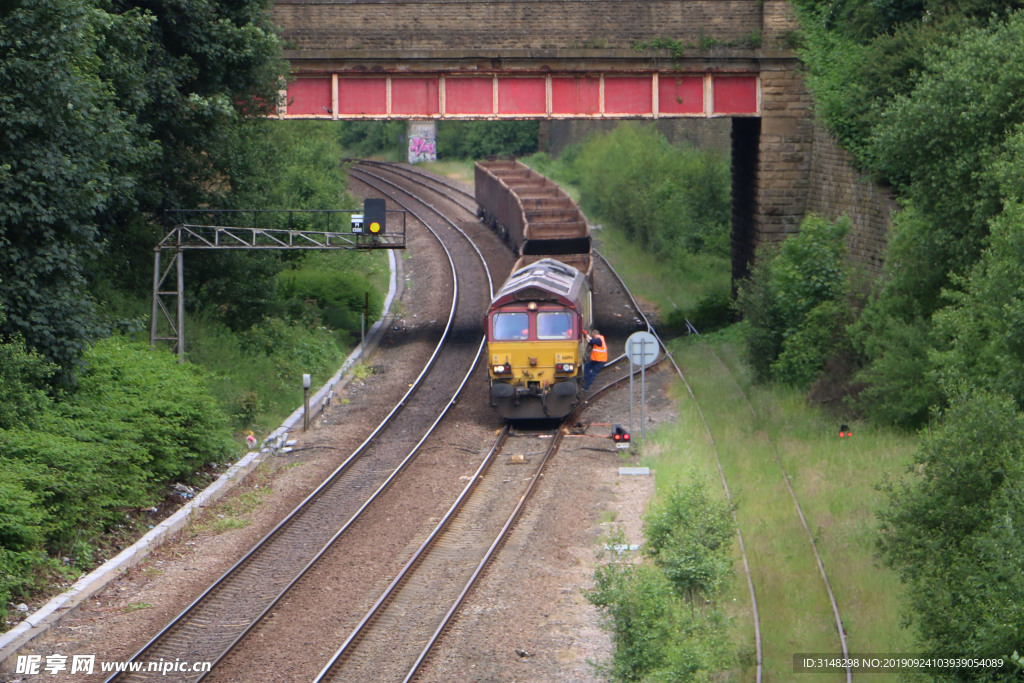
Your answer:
575;123;730;261
685;291;735;335
62;338;234;483
737;215;851;388
588;562;733;682
0;323;56;430
587;480;736;681
0;337;234;624
276;268;382;336
643;481;735;600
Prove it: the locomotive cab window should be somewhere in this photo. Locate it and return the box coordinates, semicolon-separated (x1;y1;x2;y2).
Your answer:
493;312;529;340
536;311;573;339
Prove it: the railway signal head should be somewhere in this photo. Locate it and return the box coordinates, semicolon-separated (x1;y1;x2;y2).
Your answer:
364;197;386;235
612;424;630;449
839;424;851;438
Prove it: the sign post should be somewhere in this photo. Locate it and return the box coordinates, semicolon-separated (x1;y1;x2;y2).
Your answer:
625;331;659;439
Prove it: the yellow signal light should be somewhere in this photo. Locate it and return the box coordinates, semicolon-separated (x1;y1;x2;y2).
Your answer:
369;221;382;234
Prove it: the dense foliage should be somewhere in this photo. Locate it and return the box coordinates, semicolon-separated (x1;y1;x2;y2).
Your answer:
0;0;152;376
878;389;1024;679
0;0;391;630
575;124;731;260
333;119;539;160
792;4;1024;426
436;120;539;159
588;481;735;681
336;120;407;159
737;216;853;388
0;336;233;624
786;2;1024;671
0;0;284;378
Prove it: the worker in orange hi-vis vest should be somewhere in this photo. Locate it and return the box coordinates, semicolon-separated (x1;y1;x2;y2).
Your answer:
582;328;608;390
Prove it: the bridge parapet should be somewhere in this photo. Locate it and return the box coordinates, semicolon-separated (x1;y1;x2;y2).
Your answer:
273;0;794;56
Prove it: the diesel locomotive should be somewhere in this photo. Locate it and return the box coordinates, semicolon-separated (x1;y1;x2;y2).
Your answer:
486;258;592;419
476;159;596;420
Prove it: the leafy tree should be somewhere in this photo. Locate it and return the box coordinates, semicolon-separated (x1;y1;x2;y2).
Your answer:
337;120;407;157
109;0;284;214
852;14;1024;425
436;120;539;159
878;389;1024;678
932;200;1024;410
1;0;285;374
0;0;153;375
870;13;1024;282
187;120;358;332
588;562;733;682
575;124;730;260
850;207;945;426
737;215;852;388
793;0;1024;167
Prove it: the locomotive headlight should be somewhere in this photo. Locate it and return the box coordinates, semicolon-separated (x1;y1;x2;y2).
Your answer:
493;363;512;375
555;363;574;373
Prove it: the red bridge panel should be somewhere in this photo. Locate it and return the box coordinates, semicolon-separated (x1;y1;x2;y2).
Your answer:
713;75;758;114
551;76;601;115
498;77;547;115
446;77;494;115
338;78;386;116
287;77;332;116
659;75;704;115
280;72;759;118
393;77;440;116
604;76;652;115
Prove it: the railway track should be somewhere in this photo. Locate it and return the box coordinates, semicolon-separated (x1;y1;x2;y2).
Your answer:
107;165;492;682
686;327;852;682
315;368;655;682
599;249;850;680
102;158;822;682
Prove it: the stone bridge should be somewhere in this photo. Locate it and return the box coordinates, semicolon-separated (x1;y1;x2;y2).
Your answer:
272;1;890;279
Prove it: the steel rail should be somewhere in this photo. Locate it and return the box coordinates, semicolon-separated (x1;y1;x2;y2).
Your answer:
685;323;852;682
347;160;478;212
348;163;490;295
316;357;645;682
313;424;515;681
109;170;474;683
400;366;645;682
593;248;765;683
206;163;496;681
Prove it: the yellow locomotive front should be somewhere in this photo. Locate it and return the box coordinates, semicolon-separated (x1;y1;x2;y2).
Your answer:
486;259;592;419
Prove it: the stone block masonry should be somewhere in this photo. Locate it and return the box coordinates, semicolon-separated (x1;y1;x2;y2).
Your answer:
273;1;766;54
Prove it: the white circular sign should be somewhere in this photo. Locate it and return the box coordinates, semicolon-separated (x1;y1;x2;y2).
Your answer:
625;331;659;367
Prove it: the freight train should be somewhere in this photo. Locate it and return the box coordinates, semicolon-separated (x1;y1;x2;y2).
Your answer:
476;160;594;419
